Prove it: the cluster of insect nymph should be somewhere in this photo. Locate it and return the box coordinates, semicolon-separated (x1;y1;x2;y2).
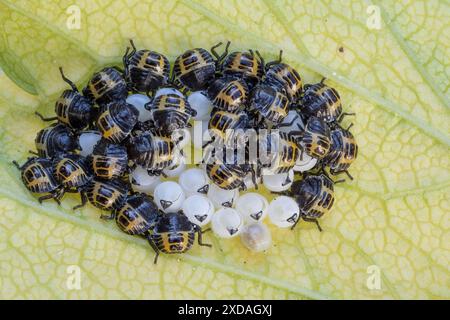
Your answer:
14;40;357;263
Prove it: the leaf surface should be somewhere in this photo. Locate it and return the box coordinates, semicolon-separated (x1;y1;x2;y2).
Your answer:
0;0;448;299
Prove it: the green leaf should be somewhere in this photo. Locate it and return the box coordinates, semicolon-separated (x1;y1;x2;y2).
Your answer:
0;0;448;299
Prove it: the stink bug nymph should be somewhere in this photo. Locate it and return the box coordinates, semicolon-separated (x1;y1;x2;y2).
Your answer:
13;157;64;204
91;139;128;180
205;110;249;148
36;67;95;130
148;93;197;136
323;124;358;180
123;40;170;94
206;163;248;191
115;193;160;235
207;77;249;113
263;50;303;101
147;211;211;264
34;123;78;158
249;83;290;126
126;132;178;175
300;79;354;124
291;116;331;160
83;67;128;106
265;132;301;178
281;174;338;231
173;42;229;92
96;100;139;143
220;50;264;88
204;146;257;191
81;178;129;216
53;153;92;191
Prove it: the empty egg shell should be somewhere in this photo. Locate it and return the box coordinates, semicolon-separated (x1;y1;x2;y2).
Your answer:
130;166;161;194
126;94;152;122
182;194;214;226
207;183;239;209
188;91;213;120
154;87;184;99
211;208;244;238
153;181;185;213
262;170;294;192
235;192;269;223
78;130;102;157
179;168;210;197
293;150;318;172
240;223;272;252
267;196;300;228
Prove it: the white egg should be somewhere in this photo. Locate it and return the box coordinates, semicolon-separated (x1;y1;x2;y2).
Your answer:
262;170;294;192
293;150;318;172
178;168;210;197
240;223;272;252
267;196;300;228
182;194;214;226
78;130;102;157
126;94;152;122
279;110;305;134
188;91;213;120
207;183;239;209
163;153;186;178
154;87;184;99
130;166;161;194
153;181;185;213
235;193;269;223
191;120;210;149
171;128;191;149
211;208;244;238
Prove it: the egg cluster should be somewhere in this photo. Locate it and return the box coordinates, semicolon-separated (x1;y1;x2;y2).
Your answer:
14;41;357;262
